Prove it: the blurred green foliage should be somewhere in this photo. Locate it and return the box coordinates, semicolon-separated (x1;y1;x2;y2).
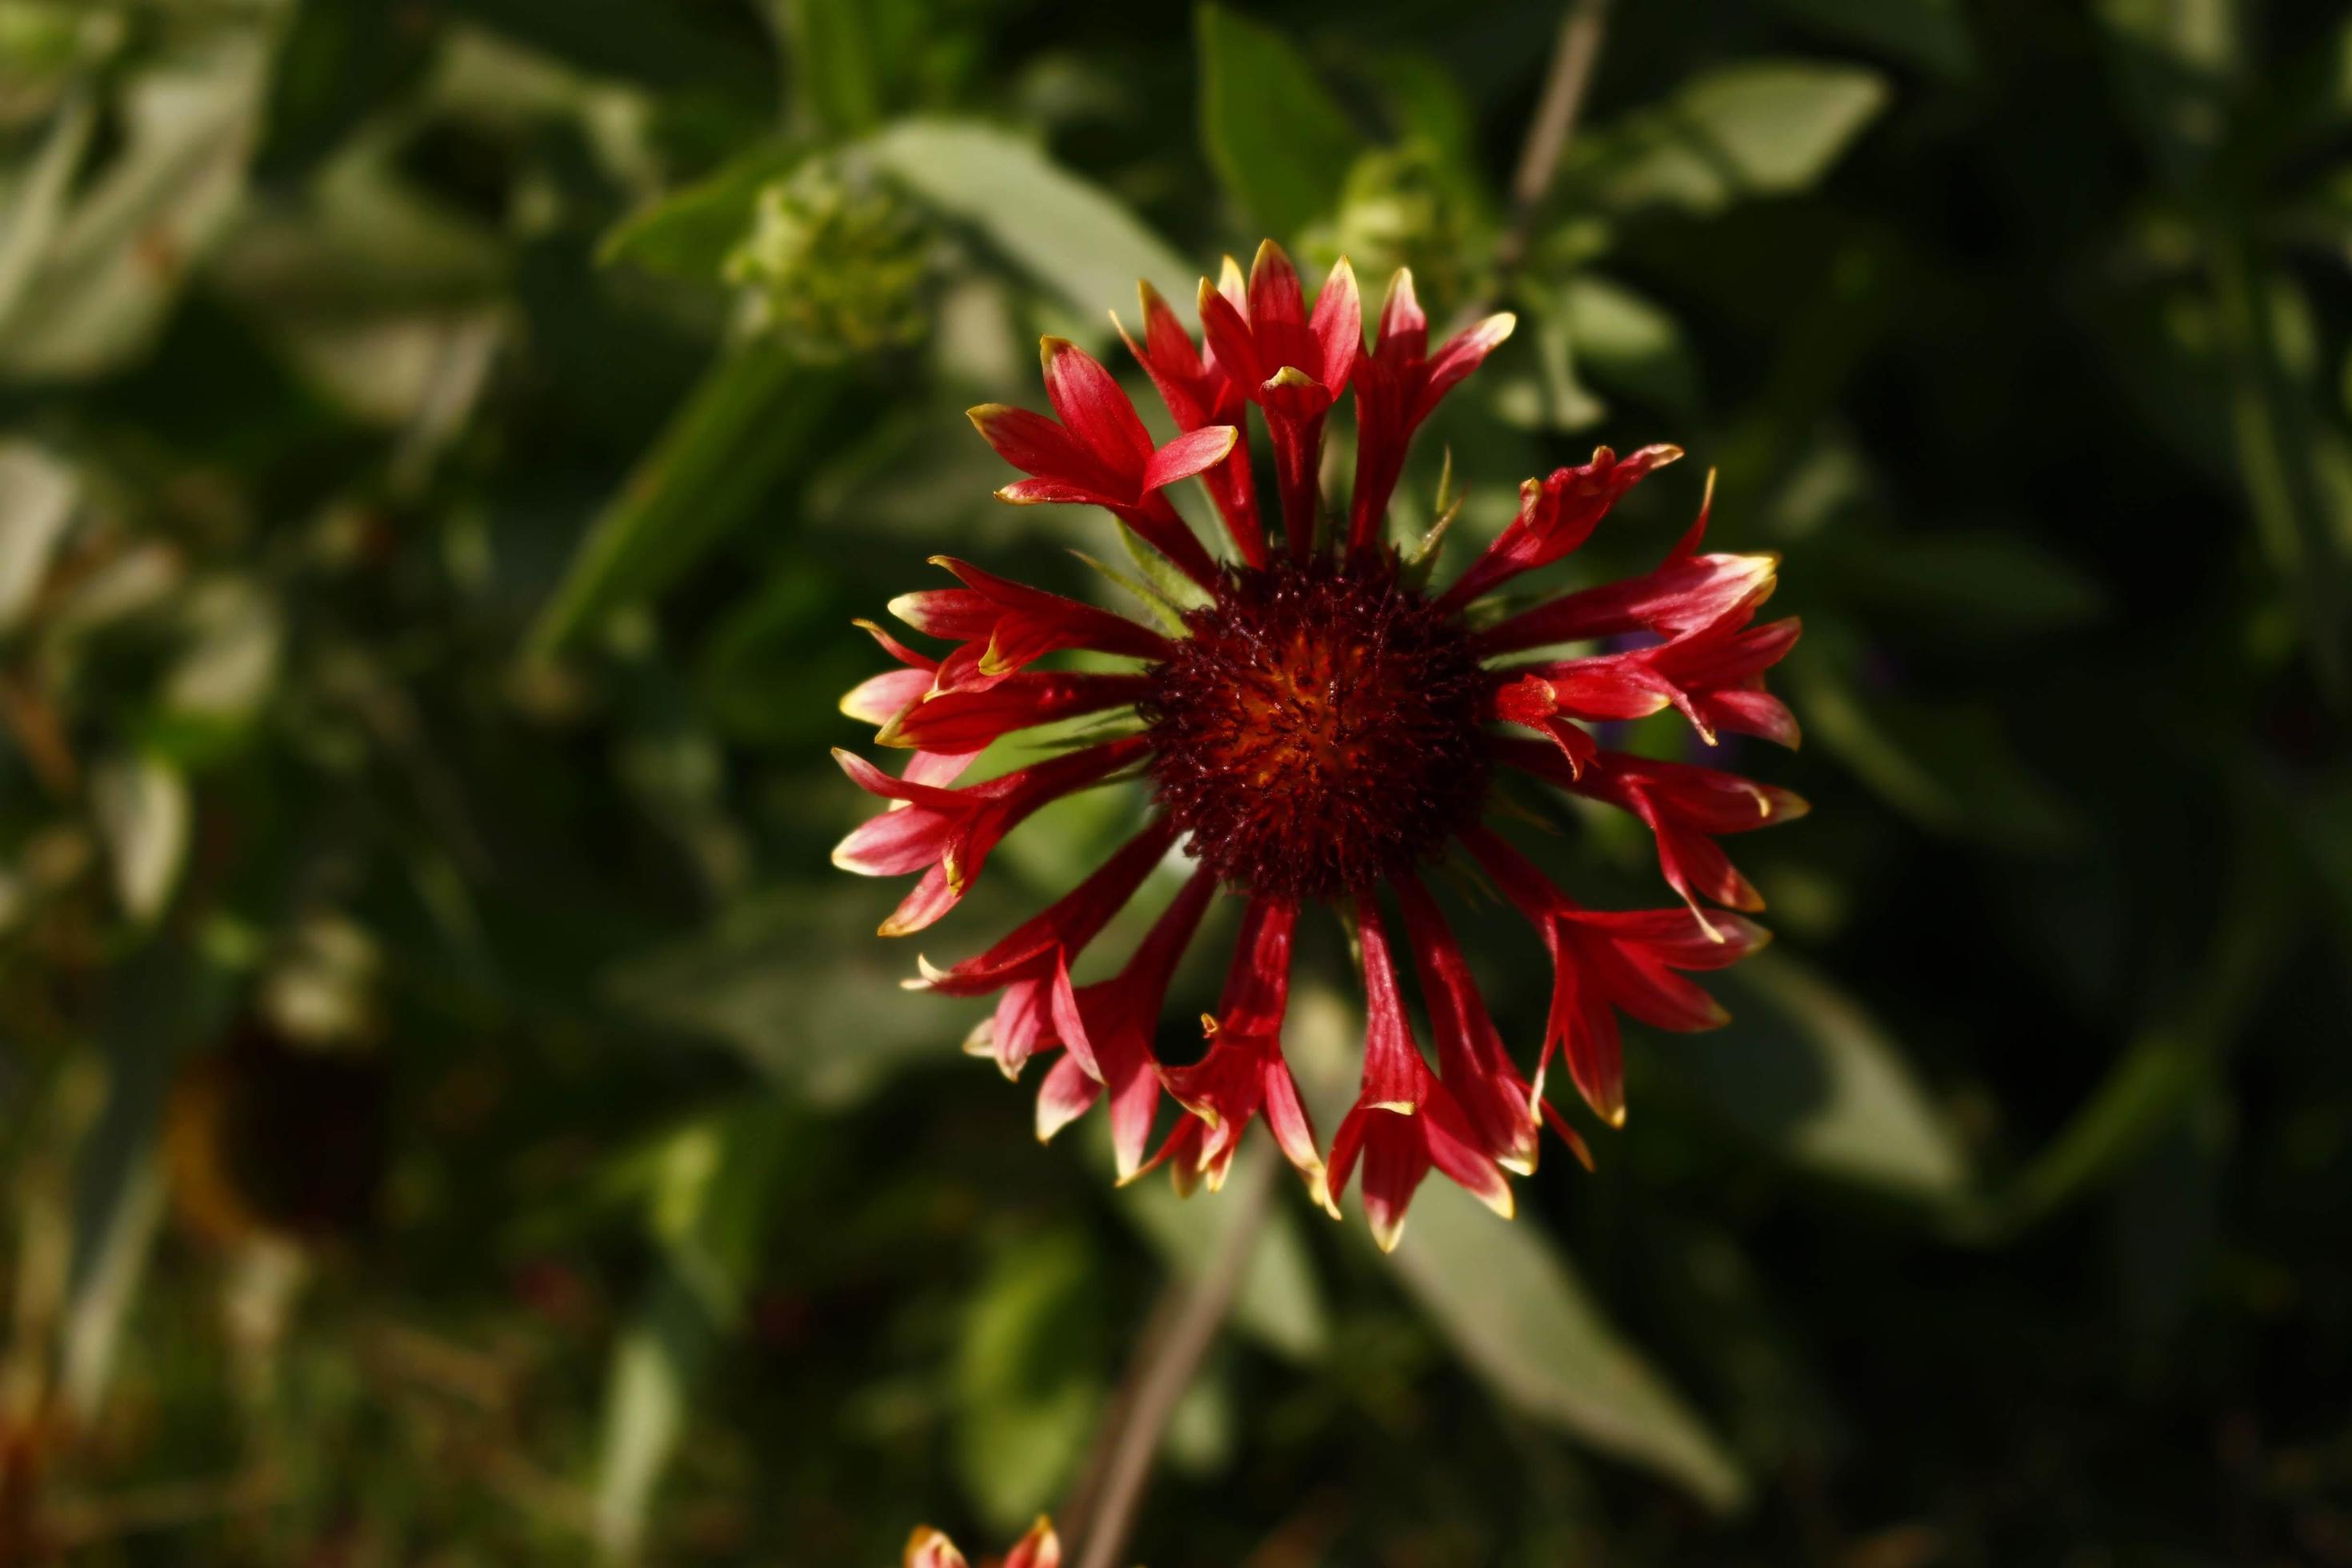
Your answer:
2;0;2350;1564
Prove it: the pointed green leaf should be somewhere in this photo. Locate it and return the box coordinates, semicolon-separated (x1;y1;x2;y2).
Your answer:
1195;5;1365;239
1386;1182;1749;1512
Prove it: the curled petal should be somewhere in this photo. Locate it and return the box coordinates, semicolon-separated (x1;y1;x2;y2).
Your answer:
913;819;1178;1078
1142;425;1242;493
1327;895;1513;1251
1053;870;1218;1179
1462;826;1767;1126
878;672;1150;754
1437;444;1683;611
832;738;1149;936
1148;897;1328;1206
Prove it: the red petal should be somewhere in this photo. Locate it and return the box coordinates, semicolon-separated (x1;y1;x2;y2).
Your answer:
1036;1052;1100;1142
1142;425;1241;492
1040;337;1154;479
1307;256;1361;395
1374;266;1427;367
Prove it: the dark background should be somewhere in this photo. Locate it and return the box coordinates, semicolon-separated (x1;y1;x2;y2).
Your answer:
2;0;2349;1562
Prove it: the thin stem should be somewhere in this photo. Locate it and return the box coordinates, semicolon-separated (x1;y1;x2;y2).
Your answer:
1065;1152;1277;1568
1494;0;1613;283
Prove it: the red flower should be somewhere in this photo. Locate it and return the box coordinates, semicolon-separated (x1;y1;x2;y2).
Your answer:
836;238;1806;1246
904;1517;1060;1568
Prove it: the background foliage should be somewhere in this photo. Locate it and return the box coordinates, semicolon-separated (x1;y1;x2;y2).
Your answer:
3;0;2350;1563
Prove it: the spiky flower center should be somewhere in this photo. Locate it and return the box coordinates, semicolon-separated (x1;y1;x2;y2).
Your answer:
1143;558;1490;898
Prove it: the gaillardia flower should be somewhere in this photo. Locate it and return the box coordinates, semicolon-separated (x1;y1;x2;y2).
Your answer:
835;241;1806;1250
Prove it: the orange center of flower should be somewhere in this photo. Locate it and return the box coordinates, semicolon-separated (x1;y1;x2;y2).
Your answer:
1144;558;1490;898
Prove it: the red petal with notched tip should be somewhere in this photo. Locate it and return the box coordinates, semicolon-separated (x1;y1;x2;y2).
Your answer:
878;671;1150;754
1326;895;1513;1251
1499;741;1807;923
914;819;1177;997
834;738;1149;936
1147;896;1327;1205
929;556;1172;670
1394;872;1544;1176
1050;869;1218;1179
1437;444;1683;611
1462;826;1767;1126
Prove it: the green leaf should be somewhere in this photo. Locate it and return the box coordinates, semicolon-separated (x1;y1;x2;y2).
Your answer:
954;1230;1102;1530
62;942;226;1420
2212;249;2352;701
0;89;94;328
1681;952;1970;1202
1815;529;2106;642
1386;1182;1748;1512
866;119;1193;328
530;346;844;656
770;0;927;137
1984;792;2294;1236
90;752;190;925
1118;1146;1330;1362
1195;5;1365;240
1560;274;1702;417
1788;634;2080;851
593;1102;797;1560
593;1266;715;1563
599;143;803;282
1573;61;1890;216
601;886;978;1106
1766;0;1975;79
0;40;266;381
0;440;79;633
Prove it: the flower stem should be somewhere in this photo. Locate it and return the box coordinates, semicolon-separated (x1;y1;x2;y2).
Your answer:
1494;0;1613;282
1063;1152;1276;1568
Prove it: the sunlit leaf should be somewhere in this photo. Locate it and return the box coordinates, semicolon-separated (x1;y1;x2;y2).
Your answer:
1571;61;1890;215
866;118;1193;329
954;1230;1102;1530
601;886;975;1106
599;143;802;282
1118;1146;1330;1363
1386;1182;1749;1512
530;346;843;655
1194;5;1365;240
0;38;266;380
91;752;190;925
1682;952;1970;1202
1561;274;1701;417
0;440;78;633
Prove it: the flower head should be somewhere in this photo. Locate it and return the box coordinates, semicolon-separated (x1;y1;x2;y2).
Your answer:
836;239;1806;1248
